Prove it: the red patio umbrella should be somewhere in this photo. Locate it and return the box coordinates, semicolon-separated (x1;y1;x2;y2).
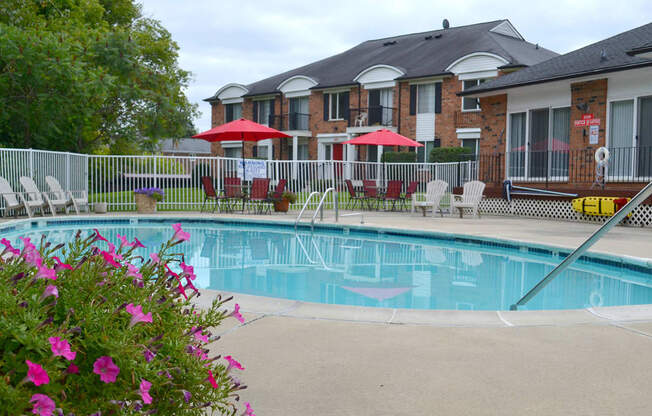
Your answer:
342;129;423;147
193;118;291;178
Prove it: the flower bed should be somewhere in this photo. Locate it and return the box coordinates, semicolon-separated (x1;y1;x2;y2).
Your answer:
0;224;254;415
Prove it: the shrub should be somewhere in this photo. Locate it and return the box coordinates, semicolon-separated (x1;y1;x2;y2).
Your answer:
282;191;297;204
380;151;417;163
428;147;475;163
0;225;252;415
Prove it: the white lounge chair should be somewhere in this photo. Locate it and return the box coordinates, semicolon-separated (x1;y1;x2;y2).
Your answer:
19;176;54;217
411;180;448;217
45;176;88;214
0;177;32;217
450;180;485;218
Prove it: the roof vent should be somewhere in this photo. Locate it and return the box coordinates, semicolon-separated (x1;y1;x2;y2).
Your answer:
442;19;450;29
600;48;608;61
424;35;433;40
383;40;397;46
535;43;539;49
434;34;442;39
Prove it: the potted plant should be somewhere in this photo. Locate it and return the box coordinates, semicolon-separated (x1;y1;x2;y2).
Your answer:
134;187;164;213
274;190;297;212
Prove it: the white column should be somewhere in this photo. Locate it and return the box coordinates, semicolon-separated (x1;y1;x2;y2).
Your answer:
345;139;354;180
377;145;384;182
292;136;299;179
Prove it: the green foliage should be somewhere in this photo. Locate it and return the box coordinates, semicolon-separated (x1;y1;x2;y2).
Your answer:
282;191;297;204
428;147;475;163
0;0;198;154
0;227;247;415
380;151;417;163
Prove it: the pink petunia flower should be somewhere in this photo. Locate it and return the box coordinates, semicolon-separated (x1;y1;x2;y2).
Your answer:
207;369;218;389
149;253;160;264
243;402;256;416
230;303;245;323
93;228;108;242
224;355;245;371
93;356;120;383
19;237;41;266
66;363;79;374
41;285;58;300
30;394;55;416
106;243;124;260
177;281;188;300
48;337;76;361
101;250;122;268
133;237;146;248
180;262;196;280
51;256;73;270
26;360;49;386
0;238;20;256
191;326;209;343
35;261;57;281
184;278;198;294
116;234;133;249
172;223;190;242
139;379;153;404
126;303;153;327
126;263;142;278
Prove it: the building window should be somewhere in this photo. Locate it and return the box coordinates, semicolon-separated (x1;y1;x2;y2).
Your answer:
225;103;242;122
461;139;478;157
328;92;348;120
462;80;484;111
297;138;310;160
368;88;394;126
417;84;435;114
289;97;309;130
224;146;242;159
254;100;272;125
508;107;570;180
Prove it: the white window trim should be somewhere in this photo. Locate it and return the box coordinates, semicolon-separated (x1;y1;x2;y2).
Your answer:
328;92;344;121
462;80;483;112
506;106;571;182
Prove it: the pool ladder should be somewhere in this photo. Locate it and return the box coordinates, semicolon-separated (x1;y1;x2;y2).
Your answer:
295;188;364;230
511;180;652;310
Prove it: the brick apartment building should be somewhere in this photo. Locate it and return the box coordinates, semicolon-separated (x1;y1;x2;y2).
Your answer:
204;20;557;165
461;22;652;192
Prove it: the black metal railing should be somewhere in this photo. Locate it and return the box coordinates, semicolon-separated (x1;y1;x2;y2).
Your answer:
267;114;284;131
475;146;652;185
349;106;397;128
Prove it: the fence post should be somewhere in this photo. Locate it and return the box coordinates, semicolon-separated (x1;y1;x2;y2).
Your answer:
29;148;34;179
66;153;71;190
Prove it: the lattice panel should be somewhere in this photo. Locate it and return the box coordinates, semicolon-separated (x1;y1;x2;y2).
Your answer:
479;198;652;228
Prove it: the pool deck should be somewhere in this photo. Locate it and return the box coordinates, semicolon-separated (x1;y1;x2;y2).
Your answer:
3;212;652;414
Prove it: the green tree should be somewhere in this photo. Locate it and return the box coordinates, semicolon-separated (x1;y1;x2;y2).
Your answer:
0;0;198;154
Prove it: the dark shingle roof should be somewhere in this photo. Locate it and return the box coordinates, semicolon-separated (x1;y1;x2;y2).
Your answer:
460;22;652;96
206;20;557;100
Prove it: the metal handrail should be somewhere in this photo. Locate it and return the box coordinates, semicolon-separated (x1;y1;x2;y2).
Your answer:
294;191;320;230
311;187;335;229
510;181;652;310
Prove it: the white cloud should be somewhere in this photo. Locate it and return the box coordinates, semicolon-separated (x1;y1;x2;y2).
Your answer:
139;0;652;132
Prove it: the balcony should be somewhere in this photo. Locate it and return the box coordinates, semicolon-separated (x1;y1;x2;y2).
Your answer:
454;110;483;129
349;106;397;128
267;112;311;132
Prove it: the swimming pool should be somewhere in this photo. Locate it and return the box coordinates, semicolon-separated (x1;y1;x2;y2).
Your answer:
2;217;652;311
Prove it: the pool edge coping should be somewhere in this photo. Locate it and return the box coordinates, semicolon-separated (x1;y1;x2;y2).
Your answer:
3;213;652;327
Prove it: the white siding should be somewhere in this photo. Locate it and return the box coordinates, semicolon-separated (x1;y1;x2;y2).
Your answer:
507;81;571;113
607;67;652;101
278;76;317;96
489;21;523;40
354;65;404;89
447;53;508;76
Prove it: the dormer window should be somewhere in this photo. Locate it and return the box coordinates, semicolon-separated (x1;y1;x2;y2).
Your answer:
462;79;485;111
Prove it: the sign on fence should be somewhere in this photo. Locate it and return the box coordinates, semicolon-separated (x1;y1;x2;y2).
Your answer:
237;160;267;180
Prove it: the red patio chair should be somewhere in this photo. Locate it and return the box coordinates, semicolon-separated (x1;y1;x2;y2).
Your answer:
382;180;403;211
344;179;365;210
245;178;271;214
362;180;380;210
400;181;419;211
200;176;227;213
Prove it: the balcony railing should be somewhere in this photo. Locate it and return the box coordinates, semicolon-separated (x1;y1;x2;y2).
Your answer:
287;112;310;131
454;110;483;128
349;106;397;128
474;146;652;185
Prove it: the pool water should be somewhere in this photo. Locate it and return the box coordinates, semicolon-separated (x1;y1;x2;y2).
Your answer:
3;219;652;311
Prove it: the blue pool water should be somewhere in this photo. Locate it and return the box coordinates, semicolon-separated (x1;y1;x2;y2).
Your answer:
2;218;652;311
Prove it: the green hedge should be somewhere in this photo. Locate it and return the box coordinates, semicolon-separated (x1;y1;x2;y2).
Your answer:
428;147;475;163
380;151;417;163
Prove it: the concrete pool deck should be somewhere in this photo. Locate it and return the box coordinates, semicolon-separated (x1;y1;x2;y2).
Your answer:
3;212;652;414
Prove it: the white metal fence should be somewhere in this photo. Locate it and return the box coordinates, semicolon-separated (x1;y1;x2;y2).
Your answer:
2;148;477;214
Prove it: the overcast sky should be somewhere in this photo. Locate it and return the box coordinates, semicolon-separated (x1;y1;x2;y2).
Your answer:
139;0;652;132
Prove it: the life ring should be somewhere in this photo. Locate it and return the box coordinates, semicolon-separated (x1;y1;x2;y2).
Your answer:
589;290;603;307
595;147;610;164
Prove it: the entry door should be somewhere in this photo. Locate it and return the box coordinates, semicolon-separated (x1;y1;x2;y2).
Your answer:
638;96;652;178
332;144;343;177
